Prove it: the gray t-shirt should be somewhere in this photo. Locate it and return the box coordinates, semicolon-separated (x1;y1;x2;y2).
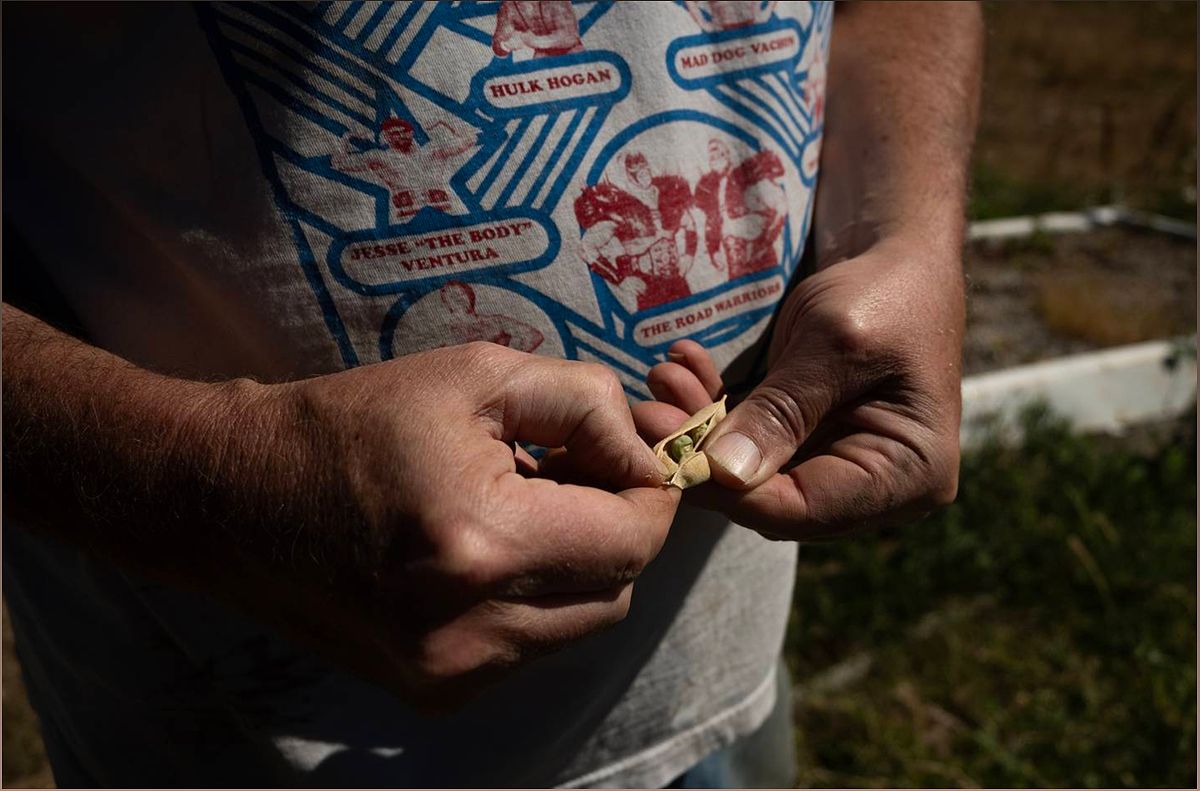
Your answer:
3;1;830;786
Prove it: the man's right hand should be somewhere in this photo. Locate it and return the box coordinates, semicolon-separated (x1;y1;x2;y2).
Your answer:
238;342;677;707
3;305;677;709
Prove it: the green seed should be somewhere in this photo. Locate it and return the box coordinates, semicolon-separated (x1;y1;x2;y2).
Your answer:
667;434;694;462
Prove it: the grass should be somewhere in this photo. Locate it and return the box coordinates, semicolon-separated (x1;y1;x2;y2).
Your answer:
969;165;1095;222
786;406;1197;788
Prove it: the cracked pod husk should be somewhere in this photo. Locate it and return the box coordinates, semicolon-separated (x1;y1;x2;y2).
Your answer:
652;396;728;489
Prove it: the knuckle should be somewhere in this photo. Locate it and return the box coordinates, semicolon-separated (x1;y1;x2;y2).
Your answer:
458;339;494;362
462;339;500;358
821;309;880;361
746;383;815;446
458;340;507;369
447;342;512;391
431;519;505;590
584;362;625;404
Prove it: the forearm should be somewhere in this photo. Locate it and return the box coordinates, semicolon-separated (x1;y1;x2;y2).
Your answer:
2;304;279;586
815;1;983;267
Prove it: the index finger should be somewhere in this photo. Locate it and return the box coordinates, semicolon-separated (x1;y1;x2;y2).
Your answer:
487;350;667;489
497;473;681;595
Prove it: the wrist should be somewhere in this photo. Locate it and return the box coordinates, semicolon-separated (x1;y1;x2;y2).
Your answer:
137;375;278;582
211;373;391;593
816;209;966;273
182;375;306;546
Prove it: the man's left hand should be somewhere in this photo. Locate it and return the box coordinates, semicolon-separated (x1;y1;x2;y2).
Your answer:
633;236;964;540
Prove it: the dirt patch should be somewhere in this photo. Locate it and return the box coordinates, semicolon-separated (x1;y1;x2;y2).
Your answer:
975;2;1197;219
963;226;1196;375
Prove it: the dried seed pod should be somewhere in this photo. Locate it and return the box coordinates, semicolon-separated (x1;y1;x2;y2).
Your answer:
651;396;728;489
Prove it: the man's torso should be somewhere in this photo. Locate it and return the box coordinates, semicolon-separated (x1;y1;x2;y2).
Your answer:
3;2;831;785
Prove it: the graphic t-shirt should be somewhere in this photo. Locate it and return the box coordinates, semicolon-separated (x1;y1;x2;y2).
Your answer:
3;1;831;786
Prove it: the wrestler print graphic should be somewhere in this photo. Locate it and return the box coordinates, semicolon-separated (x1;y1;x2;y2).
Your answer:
685;0;778;32
438;281;544;352
802;37;826;128
384;281;562;361
574;151;699;313
331;116;480;221
694;139;787;281
799;36;827;180
492;1;584;62
199;0;832;381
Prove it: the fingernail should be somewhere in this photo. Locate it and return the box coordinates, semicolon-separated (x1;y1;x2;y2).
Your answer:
705;432;762;485
667;352;686;364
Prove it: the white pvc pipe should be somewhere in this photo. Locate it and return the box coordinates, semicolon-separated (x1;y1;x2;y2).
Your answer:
961;339;1197;447
967;205;1196;241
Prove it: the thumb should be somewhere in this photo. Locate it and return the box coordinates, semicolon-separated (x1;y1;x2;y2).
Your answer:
703;360;843;489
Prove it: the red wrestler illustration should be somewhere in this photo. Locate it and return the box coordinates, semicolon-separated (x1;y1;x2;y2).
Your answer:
802;39;827;127
492;1;584;62
331;117;479;221
574;151;698;313
694;139;787;280
684;0;777;32
437;281;544;352
800;42;827;180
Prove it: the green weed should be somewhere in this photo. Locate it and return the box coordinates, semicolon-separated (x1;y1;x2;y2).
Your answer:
788;407;1197;788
